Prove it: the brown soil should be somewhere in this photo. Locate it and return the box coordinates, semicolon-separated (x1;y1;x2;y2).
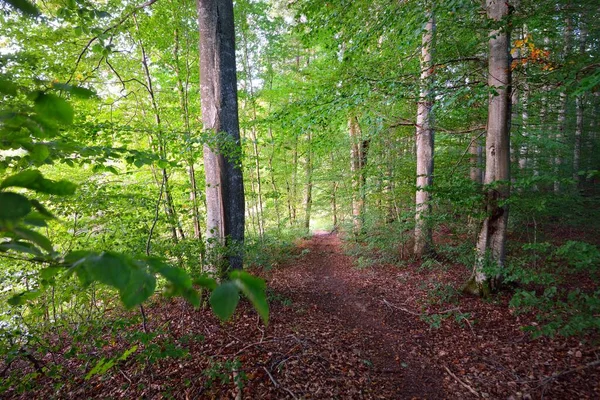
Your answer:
3;232;599;399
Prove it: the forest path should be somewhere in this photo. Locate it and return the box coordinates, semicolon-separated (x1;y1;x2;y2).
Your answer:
268;232;444;398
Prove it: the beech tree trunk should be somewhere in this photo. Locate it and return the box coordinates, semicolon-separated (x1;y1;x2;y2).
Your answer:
414;14;435;258
197;0;245;270
464;0;511;296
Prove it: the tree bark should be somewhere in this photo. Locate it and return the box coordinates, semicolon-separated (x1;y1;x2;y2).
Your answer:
414;13;436;258
197;0;245;270
464;0;511;297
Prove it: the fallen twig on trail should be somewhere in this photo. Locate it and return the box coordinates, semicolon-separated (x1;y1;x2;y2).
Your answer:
538;359;600;388
443;365;481;398
262;366;298;399
232;334;299;357
382;299;461;318
382;299;421;316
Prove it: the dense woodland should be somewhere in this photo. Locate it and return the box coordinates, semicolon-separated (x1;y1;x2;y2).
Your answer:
1;0;599;398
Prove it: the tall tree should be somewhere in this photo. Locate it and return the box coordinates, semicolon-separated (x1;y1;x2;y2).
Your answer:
464;0;511;296
414;12;436;257
197;0;245;270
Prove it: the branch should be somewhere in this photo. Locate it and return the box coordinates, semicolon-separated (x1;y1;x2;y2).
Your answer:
450;129;487;176
443;365;481;398
67;0;161;84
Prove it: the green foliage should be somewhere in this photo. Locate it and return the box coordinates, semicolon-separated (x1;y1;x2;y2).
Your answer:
85;344;138;380
204;358;246;390
510;288;600;338
554;241;600;273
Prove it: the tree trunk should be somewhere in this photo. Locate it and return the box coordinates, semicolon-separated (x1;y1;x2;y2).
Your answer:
464;0;511;297
173;27;202;242
135;16;185;243
573;22;586;186
554;16;572;193
349;115;365;235
469;136;483;184
414;13;435;258
197;0;245;270
303;132;313;234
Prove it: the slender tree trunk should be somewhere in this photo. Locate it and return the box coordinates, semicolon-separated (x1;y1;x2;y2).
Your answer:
197;0;245;270
349;115;365;235
464;0;511;297
135;16;185;242
290;135;299;224
414;13;436;257
330;153;338;228
573;22;586;186
520;70;529;172
174;27;202;242
303;132;313;234
469;136;483;184
267;126;282;232
554;16;572;193
240;22;264;238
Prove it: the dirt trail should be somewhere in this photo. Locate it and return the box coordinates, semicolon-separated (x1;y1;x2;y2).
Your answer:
268;232;444;398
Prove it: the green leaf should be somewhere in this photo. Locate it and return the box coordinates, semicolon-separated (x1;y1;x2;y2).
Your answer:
30;143;49;162
120;268;156;308
3;0;40;16
34;92;74;125
8;289;41;306
231;270;269;324
157;159;169;169
118;345;138;361
23;212;50;227
30;199;55;218
14;226;54;253
84;252;131;291
0;170;76;195
194;274;217;290
51;83;97;99
0;192;31;219
0;78;18;95
210;282;239;321
85;358;115;380
181;287;201;309
0;240;43;257
40;266;62;280
146;258;192;288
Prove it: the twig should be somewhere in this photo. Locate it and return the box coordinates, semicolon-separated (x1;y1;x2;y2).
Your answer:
139;304;148;333
119;368;132;383
232;367;243;400
443;365;481;398
450;130;487;176
262;366;298;399
538;359;600;388
382;299;421;316
232;335;296;357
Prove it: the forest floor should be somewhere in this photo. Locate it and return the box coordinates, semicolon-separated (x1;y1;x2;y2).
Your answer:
5;232;600;399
